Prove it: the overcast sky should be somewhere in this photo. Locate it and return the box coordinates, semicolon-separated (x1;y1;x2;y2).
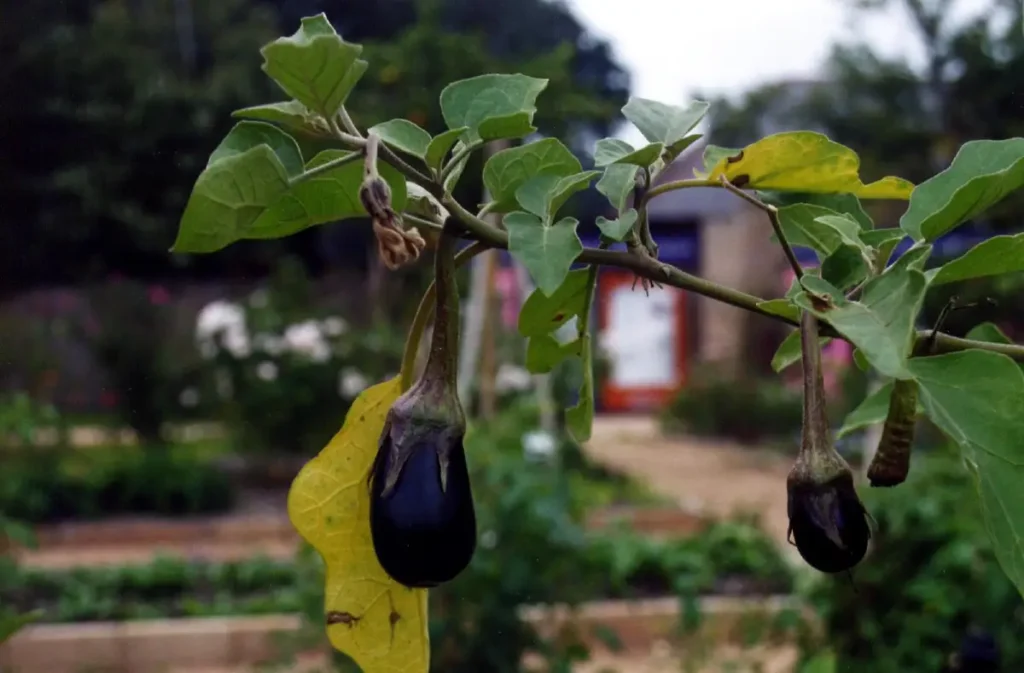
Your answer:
567;0;994;144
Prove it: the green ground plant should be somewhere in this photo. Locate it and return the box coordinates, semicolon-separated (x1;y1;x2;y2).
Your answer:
163;13;1024;672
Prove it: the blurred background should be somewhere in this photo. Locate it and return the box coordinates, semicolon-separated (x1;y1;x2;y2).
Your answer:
2;0;1024;671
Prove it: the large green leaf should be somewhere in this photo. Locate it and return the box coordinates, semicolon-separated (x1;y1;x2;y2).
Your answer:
260;14;367;119
928;234;1024;285
208;121;305;177
775;204;865;258
369;119;431;159
621;98;709;148
596;164;639;213
794;257;928;378
900;138;1024;241
514;171;599;220
483;138;581;212
439;74;548;143
908;350;1024;598
525;334;580;374
518;269;591;337
504;212;583;296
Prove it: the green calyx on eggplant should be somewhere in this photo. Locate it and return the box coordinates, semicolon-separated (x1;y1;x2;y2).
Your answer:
787;310;871;574
369;225;476;589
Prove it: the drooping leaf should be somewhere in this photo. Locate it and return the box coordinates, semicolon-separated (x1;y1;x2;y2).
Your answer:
260;14;368;119
771;329;831;372
483;138;581;212
518;269;591;337
908;351;1024;598
900;138;1024;241
595;209;639;242
757;298;801;323
525;334;580;374
425;127;468;172
622;98;709;148
369;119;431;159
704;132;914;199
593;138;665;168
821;243;871;291
566;335;596;442
504;212;583;296
288;377;429;673
232;100;331;138
928;234;1024;286
759;191;873;230
439;74;548;143
208;121;305;177
794;260;928;378
596;164;639;213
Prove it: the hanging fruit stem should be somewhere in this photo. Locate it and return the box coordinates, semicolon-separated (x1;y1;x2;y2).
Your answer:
421;225;462;390
800;310;833;458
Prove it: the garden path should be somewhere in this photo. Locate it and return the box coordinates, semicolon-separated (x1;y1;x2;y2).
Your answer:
585;416;795;549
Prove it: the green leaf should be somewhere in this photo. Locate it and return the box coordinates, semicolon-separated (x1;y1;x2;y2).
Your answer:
173;147;291;253
759;191;873;230
776;204;854;257
260;14;367;119
483;138;581;212
771;329;831;373
439;74;548;142
929;234;1024;286
859;228;906;270
369;119;431;159
525;334;580;374
622;98;709;147
664;134;702;163
514;171;597;220
232;100;330;138
505;212;583;296
550;171;600;216
702;144;742;174
425;127;468;172
852;348;871;372
836;381;925;438
404;183;448;223
0;609;43;644
478;112;537;141
908;350;1024;598
821;243;871;291
967;321;1013;344
814;214;869;248
901;138;1024;241
757;299;800;323
794;262;927;378
566;334;595;442
596;164;639;213
596;209;639;242
518;269;591;337
593;139;665;168
208;121;304;177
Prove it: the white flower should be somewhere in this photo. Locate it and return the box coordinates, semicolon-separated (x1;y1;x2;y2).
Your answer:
195;300;249;358
522;430;557;461
321;316;348;337
179;388;200;408
495;364;532;393
256;361;278;381
339;368;369;398
284;320;331;362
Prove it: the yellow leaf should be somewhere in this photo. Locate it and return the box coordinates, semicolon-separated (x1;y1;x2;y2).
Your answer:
288;377;429;673
703;131;914;200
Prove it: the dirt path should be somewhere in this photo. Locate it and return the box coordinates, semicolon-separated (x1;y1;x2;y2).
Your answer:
586;416;794;546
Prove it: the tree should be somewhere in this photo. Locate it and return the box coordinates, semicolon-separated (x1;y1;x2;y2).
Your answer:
151;13;1024;673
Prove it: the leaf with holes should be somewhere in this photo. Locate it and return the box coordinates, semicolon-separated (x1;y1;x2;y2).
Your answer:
901;138;1024;241
704;131;913;199
909;351;1024;599
596;209;639;242
288;377;429;673
483;138;581;212
370;119;431;159
518;269;591;337
260;14;368;119
622;98;709;148
505;212;584;296
439;74;548;143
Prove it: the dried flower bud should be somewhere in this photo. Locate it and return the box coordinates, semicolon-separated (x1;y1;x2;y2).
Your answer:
787;310;871;574
369;226;476;587
372;217;425;270
359;175;393;222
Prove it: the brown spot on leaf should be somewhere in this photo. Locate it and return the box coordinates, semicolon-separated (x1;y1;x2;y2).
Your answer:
809;294;833;312
326;611;361;628
552;312;565;323
731;174;751;188
727;150;745;164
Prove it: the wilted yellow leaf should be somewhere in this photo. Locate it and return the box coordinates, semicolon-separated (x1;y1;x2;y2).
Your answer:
703;131;914;200
288;377;429;673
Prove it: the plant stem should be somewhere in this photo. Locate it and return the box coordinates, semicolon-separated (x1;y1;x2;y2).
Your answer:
719;176;803;280
288;151;364;186
799;311;832;455
641;178;717;206
421;224;462;390
402;213;444;232
440;141;482;185
399;241;488;391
